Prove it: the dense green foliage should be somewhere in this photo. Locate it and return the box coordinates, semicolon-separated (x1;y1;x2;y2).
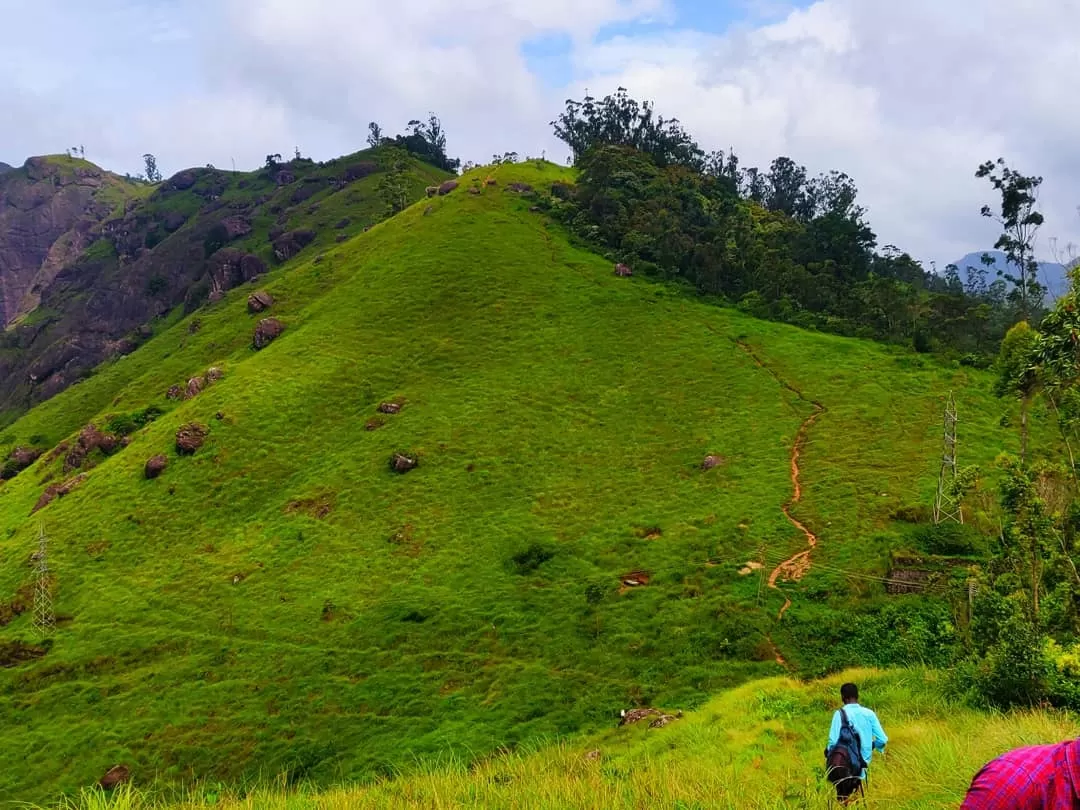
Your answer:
552;87;704;168
940;271;1080;710
549;91;1037;358
0;162;1030;801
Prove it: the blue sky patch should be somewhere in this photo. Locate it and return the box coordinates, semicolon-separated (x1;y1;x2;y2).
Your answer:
521;0;814;88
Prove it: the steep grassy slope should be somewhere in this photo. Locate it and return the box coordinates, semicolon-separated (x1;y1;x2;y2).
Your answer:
0;162;1033;801
0;148;446;422
43;668;1080;809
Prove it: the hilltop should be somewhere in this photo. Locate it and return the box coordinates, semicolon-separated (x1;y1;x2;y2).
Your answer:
0;155;147;327
0;158;1035;802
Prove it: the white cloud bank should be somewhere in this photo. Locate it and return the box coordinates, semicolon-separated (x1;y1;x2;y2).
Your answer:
1;0;1077;267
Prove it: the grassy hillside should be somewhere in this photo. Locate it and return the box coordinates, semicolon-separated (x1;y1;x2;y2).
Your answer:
42;668;1080;809
0;161;1038;801
0;147;447;424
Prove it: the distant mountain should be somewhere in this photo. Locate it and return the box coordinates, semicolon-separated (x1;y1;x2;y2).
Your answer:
949;250;1070;300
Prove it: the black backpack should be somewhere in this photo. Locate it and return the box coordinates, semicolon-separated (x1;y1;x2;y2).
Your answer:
824;709;867;799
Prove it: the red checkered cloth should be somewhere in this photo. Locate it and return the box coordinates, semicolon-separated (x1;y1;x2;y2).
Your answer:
961;739;1080;809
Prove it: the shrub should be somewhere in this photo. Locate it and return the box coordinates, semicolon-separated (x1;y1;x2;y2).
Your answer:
203;223;229;257
1046;640;1080;709
551;181;574;200
910;523;987;557
891;504;932;523
510;543;554;574
959;353;992;369
962;614;1054;708
144;228;165;250
737;291;770;319
146;275;168;296
105;405;164;437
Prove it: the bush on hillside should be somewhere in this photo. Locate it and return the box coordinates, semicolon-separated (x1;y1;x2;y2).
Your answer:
737;291;770;319
510;543;555;574
783;599;960;677
105;405;164;437
960;353;993;369
203;222;230;258
951;613;1055;708
891;503;932;523
910;523;988;557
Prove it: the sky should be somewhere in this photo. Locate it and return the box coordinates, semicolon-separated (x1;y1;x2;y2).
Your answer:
1;0;1078;271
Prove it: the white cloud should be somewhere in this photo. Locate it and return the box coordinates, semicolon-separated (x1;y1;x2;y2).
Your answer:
561;0;1080;265
1;0;1077;266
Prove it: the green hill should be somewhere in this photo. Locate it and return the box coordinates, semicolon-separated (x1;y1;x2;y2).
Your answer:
0;161;1033;802
0;148;447;422
40;668;1080;809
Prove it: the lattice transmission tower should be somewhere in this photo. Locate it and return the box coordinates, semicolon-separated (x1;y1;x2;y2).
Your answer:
32;525;55;638
933;392;963;524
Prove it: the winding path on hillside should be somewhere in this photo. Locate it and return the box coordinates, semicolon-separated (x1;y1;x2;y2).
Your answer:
734;339;826;620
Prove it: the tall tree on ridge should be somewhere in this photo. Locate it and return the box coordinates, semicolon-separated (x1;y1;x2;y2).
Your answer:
977;158;1045;319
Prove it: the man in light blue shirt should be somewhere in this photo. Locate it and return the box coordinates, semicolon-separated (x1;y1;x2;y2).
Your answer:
827;682;888;781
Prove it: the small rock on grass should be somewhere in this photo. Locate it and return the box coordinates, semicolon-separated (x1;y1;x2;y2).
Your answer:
390;452;418;474
99;765;130;790
144;455;168;479
247;290;274;313
175;423;208;455
253;318;285;349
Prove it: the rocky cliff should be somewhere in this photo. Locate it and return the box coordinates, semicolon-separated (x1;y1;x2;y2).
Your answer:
0;156;137;326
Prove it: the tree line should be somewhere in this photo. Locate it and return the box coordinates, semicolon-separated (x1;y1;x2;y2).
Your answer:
549;87;1052;360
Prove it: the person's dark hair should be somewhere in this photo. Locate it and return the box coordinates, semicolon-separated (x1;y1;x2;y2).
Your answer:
841;682;859;703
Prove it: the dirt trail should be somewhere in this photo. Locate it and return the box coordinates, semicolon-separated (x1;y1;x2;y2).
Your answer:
734;339;825;620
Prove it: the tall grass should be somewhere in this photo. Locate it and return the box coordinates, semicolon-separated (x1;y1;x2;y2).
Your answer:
41;669;1079;810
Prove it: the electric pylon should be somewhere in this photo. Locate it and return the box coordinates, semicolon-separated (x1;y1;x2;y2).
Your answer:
32;525;55;638
933;392;963;524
